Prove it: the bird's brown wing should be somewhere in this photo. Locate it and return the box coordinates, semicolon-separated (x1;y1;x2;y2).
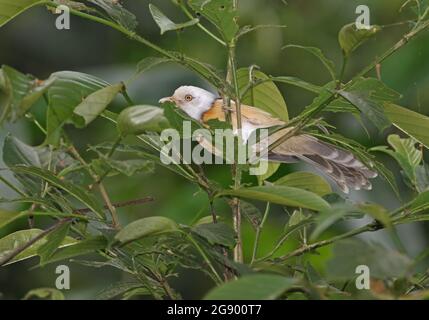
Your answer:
202;99;377;193
202;99;284;129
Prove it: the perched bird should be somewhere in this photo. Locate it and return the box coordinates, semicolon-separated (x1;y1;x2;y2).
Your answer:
159;85;377;193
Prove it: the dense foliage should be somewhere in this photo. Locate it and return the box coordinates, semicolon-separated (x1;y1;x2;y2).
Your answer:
1;0;429;300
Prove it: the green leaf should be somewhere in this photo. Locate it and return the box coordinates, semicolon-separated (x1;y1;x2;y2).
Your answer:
0;65;54;122
149;4;199;34
256;162;280;185
192;222;236;248
338;23;381;56
10;166;105;219
274;172;332;196
270;76;323;94
188;0;238;42
117;105;170;136
0;229;77;265
23;288;65;300
46;71;109;145
0;210;84;229
73;83;123;127
3;135;41;168
372;134;422;187
358;203;391;227
0;209;21;229
43;236;107;265
204;274;296;300
409;190;429;213
310;204;361;240
237;68;289;122
416;163;429;193
96;281;146;300
114;216;178;245
282;45;337;81
339;78;398;130
327;239;413;280
0;0;44;28
384;103;429;149
194;215;222;225
88;0;138;31
218;185;331;211
135;57;172;76
288;210;307;227
3;135;42;193
237;68;288;181
37;221;71;264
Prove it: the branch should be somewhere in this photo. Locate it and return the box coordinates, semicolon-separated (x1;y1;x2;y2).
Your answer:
67;145;120;229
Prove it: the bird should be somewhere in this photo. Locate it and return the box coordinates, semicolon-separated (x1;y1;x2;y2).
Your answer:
159;85;378;193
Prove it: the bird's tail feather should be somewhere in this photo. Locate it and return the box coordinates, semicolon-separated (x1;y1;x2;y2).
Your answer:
269;139;377;194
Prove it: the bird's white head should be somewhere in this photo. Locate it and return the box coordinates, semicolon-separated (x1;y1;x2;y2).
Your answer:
159;85;217;120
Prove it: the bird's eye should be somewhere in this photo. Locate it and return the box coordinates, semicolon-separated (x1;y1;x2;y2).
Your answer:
184;94;193;101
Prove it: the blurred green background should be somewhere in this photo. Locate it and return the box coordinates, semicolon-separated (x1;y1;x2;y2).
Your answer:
0;0;428;299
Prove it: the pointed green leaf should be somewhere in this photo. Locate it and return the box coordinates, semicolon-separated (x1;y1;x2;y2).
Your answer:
372;134;422;186
0;65;54;122
188;0;238;42
237;68;289;122
274;172;332;196
38;221;71;264
117;105;170;136
135;57;171;76
327;239;412;280
46;71;109;145
192;222;236;248
218;185;331;211
114;216;178;245
149;4;199;34
0;0;44;28
338;23;381;56
0;229;77;265
204;274;296;300
384;103;429;149
23;288;65;300
43;235;108;265
10;166;105;219
73;83;123;127
283;45;337;81
88;0;137;31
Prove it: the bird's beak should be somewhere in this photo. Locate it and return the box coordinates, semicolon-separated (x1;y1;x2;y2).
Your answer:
159;96;173;104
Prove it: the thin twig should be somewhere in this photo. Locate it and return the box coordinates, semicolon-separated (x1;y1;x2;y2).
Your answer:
250;202;270;265
68;145;120;229
74;196;154;213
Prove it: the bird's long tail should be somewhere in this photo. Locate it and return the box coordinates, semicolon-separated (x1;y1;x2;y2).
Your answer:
269;136;378;193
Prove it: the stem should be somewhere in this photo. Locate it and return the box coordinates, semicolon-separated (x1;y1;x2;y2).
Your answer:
179;3;226;46
183;232;223;284
68;144;120;229
338;55;348;86
251;202;270;265
224;28;243;263
276;222;381;262
121;85;134;106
